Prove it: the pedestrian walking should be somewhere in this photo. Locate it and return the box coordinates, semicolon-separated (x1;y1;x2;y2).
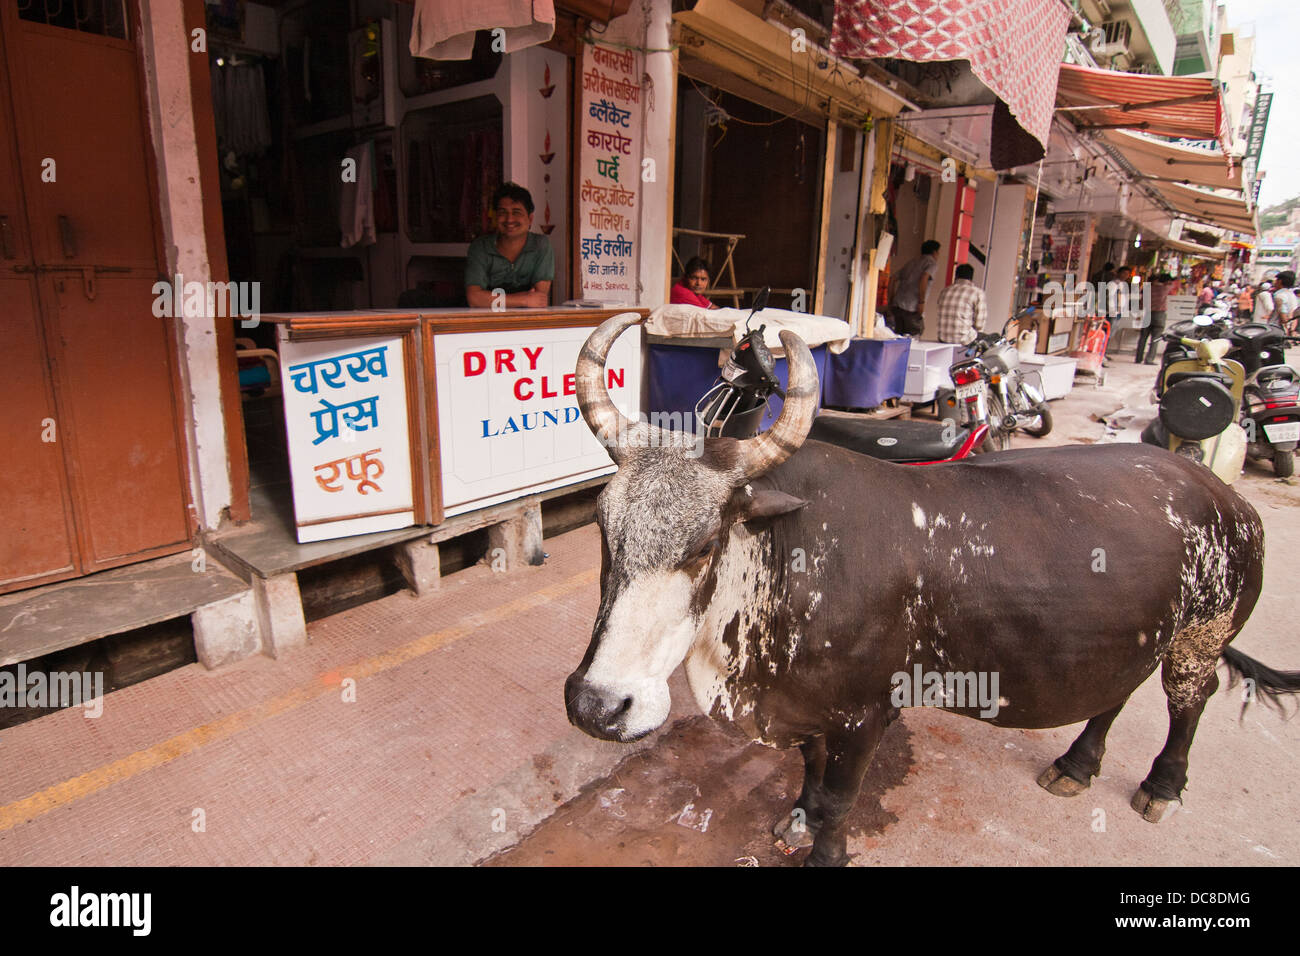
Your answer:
1254;281;1275;323
1135;272;1172;365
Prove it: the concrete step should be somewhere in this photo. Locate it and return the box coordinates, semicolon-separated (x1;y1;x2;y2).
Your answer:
0;550;250;668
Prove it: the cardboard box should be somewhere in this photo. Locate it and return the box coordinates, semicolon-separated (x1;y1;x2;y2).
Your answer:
1032;311;1076;355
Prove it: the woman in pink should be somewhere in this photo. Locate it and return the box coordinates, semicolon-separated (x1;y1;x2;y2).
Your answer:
669;257;719;309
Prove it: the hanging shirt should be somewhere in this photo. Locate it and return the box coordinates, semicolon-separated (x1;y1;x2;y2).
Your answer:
410;0;555;60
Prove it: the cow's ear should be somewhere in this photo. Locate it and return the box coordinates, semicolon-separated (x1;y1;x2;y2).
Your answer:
739;487;808;524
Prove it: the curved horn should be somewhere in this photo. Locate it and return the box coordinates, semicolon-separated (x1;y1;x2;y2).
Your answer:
576;311;642;462
733;330;818;481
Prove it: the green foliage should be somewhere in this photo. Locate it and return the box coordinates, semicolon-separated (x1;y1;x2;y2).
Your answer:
1260;195;1300;232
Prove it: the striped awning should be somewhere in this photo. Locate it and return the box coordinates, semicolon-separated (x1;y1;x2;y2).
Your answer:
1157;235;1227;259
1098;129;1241;192
1156;182;1256;236
1057;63;1230;159
830;0;1070;162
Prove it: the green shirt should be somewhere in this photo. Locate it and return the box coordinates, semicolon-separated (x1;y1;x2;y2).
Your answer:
465;232;554;294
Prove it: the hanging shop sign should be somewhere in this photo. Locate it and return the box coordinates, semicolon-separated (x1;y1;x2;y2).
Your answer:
434;325;641;517
279;333;416;543
1245;92;1272;161
576;41;643;303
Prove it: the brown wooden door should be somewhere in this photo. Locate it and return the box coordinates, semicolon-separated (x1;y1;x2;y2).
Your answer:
0;3;194;594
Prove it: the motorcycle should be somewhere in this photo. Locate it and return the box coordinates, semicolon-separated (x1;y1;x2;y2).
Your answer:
1227;322;1300;477
694;287;989;463
937;315;1052;451
1141;315;1247;484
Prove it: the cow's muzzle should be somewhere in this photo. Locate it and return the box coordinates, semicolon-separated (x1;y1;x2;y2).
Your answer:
565;672;651;742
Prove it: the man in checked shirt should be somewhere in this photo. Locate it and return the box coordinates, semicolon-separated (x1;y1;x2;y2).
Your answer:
935;263;988;346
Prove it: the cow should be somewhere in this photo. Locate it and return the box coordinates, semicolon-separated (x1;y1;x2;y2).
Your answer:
565;312;1300;866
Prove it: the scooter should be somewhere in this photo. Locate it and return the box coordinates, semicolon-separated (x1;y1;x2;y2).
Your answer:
1228;322;1300;477
1140;318;1247;484
936;315;1052;452
694;288;989;463
1241;365;1300;477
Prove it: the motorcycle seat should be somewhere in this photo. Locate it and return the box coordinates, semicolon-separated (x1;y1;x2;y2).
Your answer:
808;415;964;462
1165;370;1235;390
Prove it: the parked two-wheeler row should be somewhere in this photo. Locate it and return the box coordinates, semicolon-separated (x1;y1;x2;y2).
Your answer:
1141;314;1300;480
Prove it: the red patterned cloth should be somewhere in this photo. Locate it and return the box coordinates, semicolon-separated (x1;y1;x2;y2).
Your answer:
831;0;1070;154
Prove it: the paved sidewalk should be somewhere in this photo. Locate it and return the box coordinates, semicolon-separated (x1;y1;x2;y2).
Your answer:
0;524;671;865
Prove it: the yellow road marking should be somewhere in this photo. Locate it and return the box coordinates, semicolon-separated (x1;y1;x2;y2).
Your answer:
0;568;598;833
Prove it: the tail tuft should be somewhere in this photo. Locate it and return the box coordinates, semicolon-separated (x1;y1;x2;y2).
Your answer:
1220;646;1300;720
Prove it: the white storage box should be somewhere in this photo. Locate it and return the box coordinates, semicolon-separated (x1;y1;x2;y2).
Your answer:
1020;353;1077;401
903;341;957;403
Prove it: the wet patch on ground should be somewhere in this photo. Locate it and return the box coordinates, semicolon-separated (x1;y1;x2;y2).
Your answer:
485;715;914;866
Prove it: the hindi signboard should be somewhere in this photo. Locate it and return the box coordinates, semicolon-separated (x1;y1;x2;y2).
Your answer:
577;42;642;303
1245;92;1272;161
434;324;640;516
279;332;415;543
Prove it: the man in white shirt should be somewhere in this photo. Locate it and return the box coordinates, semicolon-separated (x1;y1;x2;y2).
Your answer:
1269;271;1298;330
1253;281;1275;322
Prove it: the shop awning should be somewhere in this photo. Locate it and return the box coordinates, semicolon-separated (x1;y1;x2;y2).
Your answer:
1098;129;1242;191
673;0;910;126
1056;63;1230;157
1156;235;1228;259
1155;181;1256;236
830;0;1070;166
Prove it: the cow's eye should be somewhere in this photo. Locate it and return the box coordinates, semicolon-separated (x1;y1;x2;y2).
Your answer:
685;538;718;567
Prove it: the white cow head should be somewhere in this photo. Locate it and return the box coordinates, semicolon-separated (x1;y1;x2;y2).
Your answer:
565;312;818;741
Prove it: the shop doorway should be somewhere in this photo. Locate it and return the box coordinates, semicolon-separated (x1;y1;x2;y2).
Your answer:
673;85;823;309
1;3;194;596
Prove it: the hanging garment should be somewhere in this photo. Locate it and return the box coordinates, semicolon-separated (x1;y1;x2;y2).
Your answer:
222;62;272;157
409;0;555;61
340;142;377;248
211;59;226;146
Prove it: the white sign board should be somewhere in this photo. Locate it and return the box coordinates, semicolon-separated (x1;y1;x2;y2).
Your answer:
278;331;415;543
435;324;641;516
577;42;643;303
1167;294;1197;323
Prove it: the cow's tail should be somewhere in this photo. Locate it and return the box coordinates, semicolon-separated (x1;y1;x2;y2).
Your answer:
1220;646;1300;719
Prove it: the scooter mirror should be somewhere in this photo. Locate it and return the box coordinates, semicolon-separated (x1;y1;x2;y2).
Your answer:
744;286;771;333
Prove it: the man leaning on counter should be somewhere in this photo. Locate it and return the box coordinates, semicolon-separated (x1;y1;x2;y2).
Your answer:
465;182;554;309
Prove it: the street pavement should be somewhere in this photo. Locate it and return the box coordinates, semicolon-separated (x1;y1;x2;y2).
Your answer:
1;342;1296;867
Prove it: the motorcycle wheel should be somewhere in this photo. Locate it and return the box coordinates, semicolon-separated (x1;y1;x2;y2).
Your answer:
1022;401;1053;438
985;393;1012;451
1276;449;1295;478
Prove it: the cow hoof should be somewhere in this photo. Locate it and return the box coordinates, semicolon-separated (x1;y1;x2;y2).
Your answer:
1037;764;1090;797
1130;786;1180;823
803;849;850;867
772;810;816;848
